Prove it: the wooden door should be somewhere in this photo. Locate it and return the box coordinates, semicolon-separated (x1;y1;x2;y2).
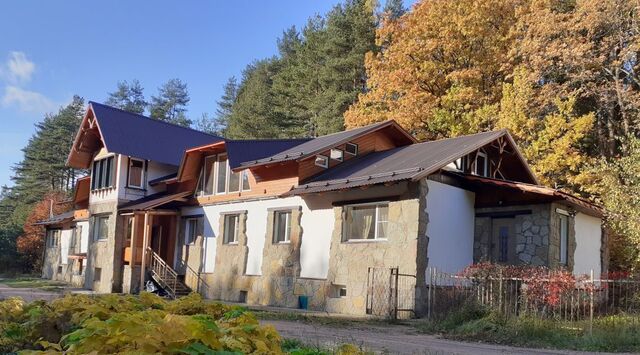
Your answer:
491;219;515;264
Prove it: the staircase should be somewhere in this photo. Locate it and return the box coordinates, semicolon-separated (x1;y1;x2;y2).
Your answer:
147;249;191;298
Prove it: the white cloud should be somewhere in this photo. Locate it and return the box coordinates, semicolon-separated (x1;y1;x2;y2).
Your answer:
1;85;57;114
0;52;35;84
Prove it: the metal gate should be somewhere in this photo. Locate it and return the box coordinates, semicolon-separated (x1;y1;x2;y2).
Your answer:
365;267;416;319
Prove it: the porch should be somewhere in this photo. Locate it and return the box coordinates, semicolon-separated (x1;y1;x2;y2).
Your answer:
119;191;209;298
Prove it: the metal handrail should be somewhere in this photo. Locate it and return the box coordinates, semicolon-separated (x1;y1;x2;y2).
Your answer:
184;262;211;296
147;248;179;298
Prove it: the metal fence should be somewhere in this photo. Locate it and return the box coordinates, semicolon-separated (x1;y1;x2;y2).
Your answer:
425;267;640;323
366;267;416;319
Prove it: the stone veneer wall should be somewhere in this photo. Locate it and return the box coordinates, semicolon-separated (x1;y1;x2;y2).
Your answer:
204;211;250;301
324;184;421;315
474;203;577;269
85;200;121;293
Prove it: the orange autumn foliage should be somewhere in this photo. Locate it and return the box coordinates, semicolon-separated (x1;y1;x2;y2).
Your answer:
16;192;70;272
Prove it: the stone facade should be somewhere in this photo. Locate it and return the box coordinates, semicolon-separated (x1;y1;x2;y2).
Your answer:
324;183;421;315
84;200;122;293
474;203;577;270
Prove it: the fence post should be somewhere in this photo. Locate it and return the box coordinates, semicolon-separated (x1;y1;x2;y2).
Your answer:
589;269;594;336
499;269;503;314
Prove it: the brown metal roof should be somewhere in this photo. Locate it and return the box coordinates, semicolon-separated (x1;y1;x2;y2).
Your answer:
458;174;603;217
283;130;517;196
118;191;192;212
239;120;416;168
34;210;75;226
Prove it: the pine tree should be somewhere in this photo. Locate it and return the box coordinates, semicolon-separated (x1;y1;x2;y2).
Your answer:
381;0;406;20
149;79;192;127
105;79;148;114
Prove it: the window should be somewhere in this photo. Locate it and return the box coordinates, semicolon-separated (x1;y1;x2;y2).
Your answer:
474;152;488;177
185;218;199;245
330;149;343;161
559;214;569;265
92;215;109;241
91;156;115;190
314;155;329;168
198;155;250;196
202;156;216;195
273;211;292;243
345;143;358;156
241;170;251;191
47;229;60;247
127;158;145;188
228;168;241;193
216;154;228;194
94;267;102;282
343;203;389;241
223;214;240;244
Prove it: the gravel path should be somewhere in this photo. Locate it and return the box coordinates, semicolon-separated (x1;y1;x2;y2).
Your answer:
263;319;624;355
0;282;64;302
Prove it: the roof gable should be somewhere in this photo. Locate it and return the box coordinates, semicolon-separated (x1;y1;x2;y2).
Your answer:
67;102;222;168
239;120;416;168
285;130;538;195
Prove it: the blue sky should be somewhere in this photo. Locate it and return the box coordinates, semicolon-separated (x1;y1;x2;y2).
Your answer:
0;0;411;188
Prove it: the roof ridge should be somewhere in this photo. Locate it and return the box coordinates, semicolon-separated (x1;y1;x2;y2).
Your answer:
226;138;311;143
310;120;390;139
414;129;507;145
89;101;222;139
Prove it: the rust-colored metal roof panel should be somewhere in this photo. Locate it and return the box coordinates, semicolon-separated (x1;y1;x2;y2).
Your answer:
284;130;508;196
240;120;416;168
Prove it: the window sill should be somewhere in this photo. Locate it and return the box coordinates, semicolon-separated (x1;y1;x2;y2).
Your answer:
125;186;146;191
342;239;387;244
95;239;108;242
223;242;239;245
273;241;291;245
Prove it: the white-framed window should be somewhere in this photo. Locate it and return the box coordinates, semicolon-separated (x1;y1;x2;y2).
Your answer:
330;149;343;161
216;154;228;194
92;214;110;241
127;158;145;189
315;155;329;168
345;143;358;156
198;155;251;196
273;210;292;243
91;156;115;190
184;217;199;245
474;151;488;177
223;214;240;244
241;170;251;191
343;202;389;241
559;213;569;265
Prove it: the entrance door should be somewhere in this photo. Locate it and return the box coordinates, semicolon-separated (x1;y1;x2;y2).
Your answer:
491;219;515;263
151;225;163;256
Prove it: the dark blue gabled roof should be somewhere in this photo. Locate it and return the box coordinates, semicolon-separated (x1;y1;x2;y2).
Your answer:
225;139;311;169
90;102;222;166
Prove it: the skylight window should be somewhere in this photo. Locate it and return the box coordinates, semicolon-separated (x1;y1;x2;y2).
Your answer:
315;155;329;168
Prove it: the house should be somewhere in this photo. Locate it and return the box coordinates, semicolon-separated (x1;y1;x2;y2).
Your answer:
40;101;606;317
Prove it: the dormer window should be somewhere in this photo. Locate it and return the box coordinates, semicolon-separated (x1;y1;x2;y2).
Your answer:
345;143;358;156
330;149;343;161
127;158;145;189
91;156;115;190
315;155;329;168
474;151;488;177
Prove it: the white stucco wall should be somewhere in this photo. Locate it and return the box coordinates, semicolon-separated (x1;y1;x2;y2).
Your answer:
425;180;476;274
78;220;90;254
180;196;334;279
60;229;72;264
573;213;602;276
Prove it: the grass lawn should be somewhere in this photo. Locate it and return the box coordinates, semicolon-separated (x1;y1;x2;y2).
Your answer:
415;303;640;353
0;277;67;291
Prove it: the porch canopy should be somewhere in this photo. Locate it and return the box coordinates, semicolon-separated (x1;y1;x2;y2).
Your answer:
455;173;603;218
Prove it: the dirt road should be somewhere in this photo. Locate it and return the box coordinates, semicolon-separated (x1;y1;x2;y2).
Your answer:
264;319;622;355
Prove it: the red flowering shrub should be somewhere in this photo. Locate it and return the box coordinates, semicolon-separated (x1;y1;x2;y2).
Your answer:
459;263;580;308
